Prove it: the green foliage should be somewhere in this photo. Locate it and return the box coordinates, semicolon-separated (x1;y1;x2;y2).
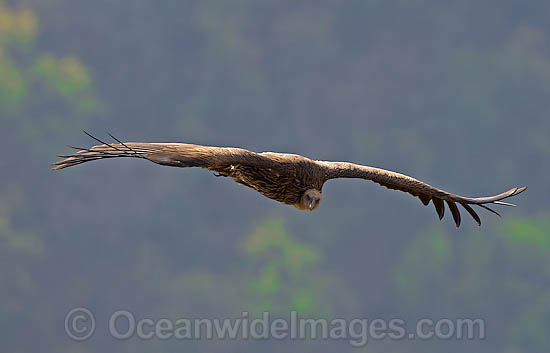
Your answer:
244;217;319;271
0;3;37;44
243;217;321;314
0;50;25;109
241;217;359;320
394;217;550;351
0;4;35;109
502;215;550;250
394;226;452;309
1;1;549;352
33;54;91;99
0;4;101;157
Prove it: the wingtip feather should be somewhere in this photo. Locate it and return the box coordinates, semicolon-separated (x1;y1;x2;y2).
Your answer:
478;204;502;217
460;202;482;226
446;200;461;227
432;198;445;220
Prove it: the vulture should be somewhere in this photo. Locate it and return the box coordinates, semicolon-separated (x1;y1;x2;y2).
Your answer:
53;132;526;227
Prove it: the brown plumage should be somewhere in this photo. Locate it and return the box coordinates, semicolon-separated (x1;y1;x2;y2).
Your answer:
53;132;527;227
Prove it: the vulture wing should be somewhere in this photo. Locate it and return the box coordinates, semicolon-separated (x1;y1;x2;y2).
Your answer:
321;161;526;227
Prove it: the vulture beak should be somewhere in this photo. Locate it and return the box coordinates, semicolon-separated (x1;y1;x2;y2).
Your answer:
308;197;318;209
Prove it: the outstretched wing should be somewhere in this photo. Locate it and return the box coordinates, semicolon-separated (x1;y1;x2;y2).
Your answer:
52;132;275;173
321;161;526;227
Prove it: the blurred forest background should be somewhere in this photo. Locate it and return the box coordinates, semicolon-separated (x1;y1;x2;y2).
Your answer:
1;0;549;352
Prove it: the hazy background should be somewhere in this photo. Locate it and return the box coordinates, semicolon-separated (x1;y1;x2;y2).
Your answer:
1;0;549;352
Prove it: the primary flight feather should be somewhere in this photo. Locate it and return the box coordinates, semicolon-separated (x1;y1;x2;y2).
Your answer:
53;132;526;227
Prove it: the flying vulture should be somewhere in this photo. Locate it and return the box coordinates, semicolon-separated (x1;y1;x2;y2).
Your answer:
53;132;526;227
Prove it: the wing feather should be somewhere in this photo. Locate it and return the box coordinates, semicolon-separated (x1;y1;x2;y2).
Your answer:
52;133;277;172
459;202;481;226
446;200;461;227
432;198;445;220
321;161;526;227
419;193;431;206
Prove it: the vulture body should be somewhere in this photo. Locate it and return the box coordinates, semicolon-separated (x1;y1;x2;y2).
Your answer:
53;133;526;227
